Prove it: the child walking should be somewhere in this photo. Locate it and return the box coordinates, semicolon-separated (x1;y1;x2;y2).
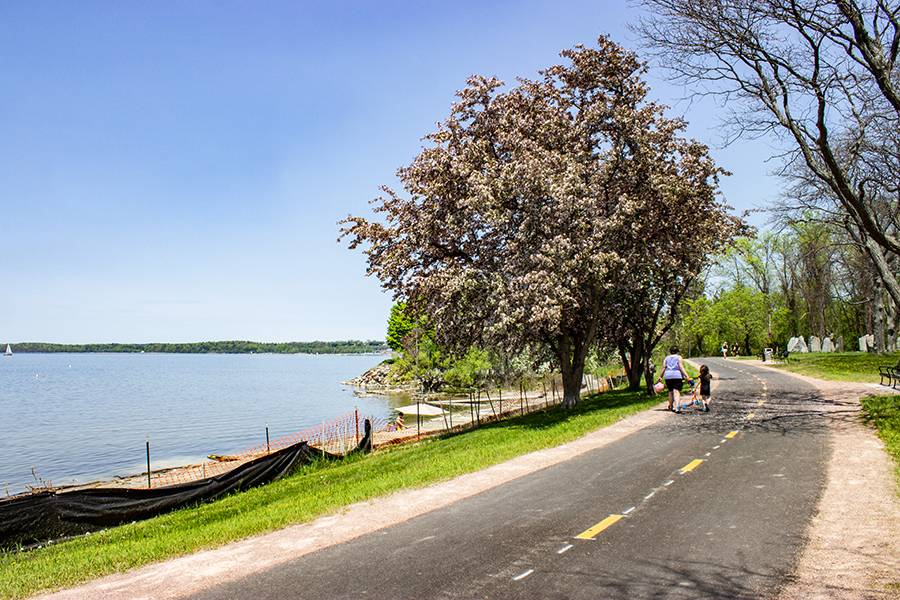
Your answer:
698;364;713;412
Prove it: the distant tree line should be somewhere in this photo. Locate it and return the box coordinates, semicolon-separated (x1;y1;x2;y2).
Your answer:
667;223;892;357
10;340;388;354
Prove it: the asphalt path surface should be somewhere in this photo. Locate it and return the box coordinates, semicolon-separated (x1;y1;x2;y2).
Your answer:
187;359;831;600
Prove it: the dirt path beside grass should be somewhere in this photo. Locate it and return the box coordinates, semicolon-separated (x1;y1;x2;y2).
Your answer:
695;359;899;598
755;369;900;599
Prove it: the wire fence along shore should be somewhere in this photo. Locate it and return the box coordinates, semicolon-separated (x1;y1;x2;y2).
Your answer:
150;371;627;488
22;372;628;493
149;409;374;488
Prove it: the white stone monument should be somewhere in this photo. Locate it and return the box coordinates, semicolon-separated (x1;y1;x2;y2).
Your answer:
788;336;809;353
821;337;834;352
836;336;844;352
809;335;821;352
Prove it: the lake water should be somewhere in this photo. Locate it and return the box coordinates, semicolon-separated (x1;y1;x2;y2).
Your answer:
0;353;397;494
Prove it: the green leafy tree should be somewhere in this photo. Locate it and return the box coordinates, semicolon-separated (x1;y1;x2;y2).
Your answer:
386;303;417;352
710;286;769;355
443;348;492;389
681;296;716;356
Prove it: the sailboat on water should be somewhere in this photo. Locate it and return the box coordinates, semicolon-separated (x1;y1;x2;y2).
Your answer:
4;344;12;356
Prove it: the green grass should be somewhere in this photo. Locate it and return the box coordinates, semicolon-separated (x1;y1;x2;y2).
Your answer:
0;389;657;600
769;351;900;383
861;395;900;487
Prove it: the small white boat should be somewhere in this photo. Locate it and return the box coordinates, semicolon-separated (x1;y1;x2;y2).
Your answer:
4;344;11;356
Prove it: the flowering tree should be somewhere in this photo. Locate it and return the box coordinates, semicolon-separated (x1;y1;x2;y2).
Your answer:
604;149;745;391
342;37;740;407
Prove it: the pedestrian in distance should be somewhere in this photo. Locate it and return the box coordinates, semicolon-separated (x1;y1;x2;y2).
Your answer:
732;342;739;357
697;364;712;412
659;346;692;413
721;342;728;359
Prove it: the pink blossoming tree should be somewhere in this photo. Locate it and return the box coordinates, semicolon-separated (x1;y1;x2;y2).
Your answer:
342;37;742;406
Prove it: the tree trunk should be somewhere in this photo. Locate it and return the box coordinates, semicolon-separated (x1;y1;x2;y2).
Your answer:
559;353;585;409
557;335;587;409
626;341;646;391
618;340;644;392
619;336;653;392
643;360;656;394
560;366;583;409
874;274;886;353
861;232;900;314
887;299;897;353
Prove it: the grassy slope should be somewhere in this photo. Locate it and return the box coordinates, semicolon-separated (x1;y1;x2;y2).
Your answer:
0;389;658;600
861;395;900;486
769;351;900;384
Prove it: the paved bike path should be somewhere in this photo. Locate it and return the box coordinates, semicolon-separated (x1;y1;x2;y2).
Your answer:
187;359;828;600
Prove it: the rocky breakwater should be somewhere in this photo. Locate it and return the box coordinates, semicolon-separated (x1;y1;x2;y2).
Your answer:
343;360;407;392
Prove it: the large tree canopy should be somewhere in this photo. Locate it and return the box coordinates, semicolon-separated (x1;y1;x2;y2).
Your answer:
342;37;741;406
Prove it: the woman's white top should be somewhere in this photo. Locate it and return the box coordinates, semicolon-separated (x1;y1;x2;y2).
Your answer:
663;355;683;380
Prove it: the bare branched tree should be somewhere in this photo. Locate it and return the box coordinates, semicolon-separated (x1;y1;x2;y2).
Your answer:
636;0;900;304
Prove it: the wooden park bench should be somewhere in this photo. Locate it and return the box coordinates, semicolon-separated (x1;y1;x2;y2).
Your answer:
878;361;900;388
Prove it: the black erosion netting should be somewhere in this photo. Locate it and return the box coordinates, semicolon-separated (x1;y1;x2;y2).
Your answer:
0;421;373;550
1;372;622;551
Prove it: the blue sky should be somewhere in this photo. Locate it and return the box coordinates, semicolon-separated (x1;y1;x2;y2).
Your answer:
1;1;779;344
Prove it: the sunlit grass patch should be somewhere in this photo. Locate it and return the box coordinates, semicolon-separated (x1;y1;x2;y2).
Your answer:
861;395;900;488
771;352;900;384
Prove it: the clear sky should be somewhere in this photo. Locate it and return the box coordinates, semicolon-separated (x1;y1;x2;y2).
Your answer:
1;1;779;344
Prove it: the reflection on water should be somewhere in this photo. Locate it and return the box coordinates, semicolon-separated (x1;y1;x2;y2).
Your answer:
0;353;399;494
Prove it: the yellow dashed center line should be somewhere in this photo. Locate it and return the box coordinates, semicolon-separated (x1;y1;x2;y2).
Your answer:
575;514;623;540
571;397;754;545
679;459;704;473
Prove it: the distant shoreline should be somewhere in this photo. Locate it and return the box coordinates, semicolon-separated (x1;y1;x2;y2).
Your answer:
6;340;389;355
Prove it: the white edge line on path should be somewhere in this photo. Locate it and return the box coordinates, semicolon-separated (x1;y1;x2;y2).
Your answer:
513;569;534;581
557;544;573;554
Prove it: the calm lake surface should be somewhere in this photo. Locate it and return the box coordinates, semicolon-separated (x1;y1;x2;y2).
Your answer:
0;353;397;494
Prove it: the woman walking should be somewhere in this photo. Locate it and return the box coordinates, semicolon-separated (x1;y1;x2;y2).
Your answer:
661;346;691;413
